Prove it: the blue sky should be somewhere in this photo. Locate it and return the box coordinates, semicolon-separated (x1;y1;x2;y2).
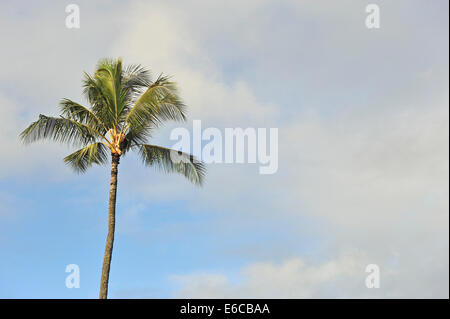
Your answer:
0;0;448;298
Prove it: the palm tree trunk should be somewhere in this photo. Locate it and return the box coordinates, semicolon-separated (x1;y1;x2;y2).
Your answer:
99;154;120;299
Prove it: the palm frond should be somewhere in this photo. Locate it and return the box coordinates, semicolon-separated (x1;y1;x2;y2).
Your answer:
121;123;153;154
20;114;100;147
120;64;152;118
137;144;205;185
63;142;109;173
94;58;128;121
82;72;116;129
59;98;107;133
125;75;186;132
123;64;151;90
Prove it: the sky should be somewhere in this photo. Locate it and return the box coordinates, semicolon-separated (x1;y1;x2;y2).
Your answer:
0;0;448;298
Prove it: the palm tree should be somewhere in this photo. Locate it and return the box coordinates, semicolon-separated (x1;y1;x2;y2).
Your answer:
20;58;205;299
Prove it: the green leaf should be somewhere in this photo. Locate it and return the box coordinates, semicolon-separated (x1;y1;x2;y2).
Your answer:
63;142;109;173
138;144;205;185
59;98;107;133
125;75;186;132
19;115;100;147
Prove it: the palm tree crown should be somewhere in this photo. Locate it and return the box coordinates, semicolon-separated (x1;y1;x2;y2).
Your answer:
20;58;205;183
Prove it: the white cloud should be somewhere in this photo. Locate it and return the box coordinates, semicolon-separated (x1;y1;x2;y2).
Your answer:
110;1;278;127
172;255;373;298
